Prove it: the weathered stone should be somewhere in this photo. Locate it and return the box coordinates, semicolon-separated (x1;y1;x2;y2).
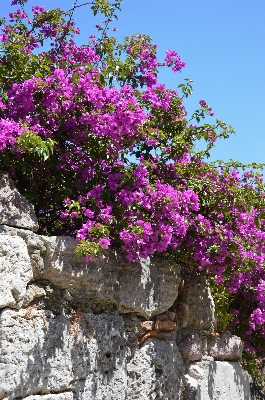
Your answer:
201;336;214;361
178;334;203;362
207;333;244;361
0;308;126;400
0;226;181;317
0;226;47;279
0;302;253;400
0;172;39;232
0;226;47;285
177;272;215;331
0;234;33;309
175;301;189;328
184;361;251;399
22;283;46;307
17;229;47;279
126;339;186;399
0;183;259;399
25;394;73;400
40;236;181;318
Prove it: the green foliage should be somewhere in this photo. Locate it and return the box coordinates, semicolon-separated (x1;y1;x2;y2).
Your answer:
91;0;122;18
178;78;193;98
16;131;56;161
208;276;234;333
75;240;104;259
242;351;265;390
75;224;110;260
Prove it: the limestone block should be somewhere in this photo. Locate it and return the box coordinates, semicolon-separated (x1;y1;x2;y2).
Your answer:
0;225;47;281
0;172;38;232
16;229;47;279
201;337;214;361
25;395;73;400
126;339;186;399
207;333;244;361
0;226;181;317
178;334;203;362
184;361;251;400
0;234;33;309
176;272;215;331
0;308;126;400
41;236;181;318
22;283;46;307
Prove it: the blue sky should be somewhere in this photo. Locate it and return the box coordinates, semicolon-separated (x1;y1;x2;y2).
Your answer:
1;0;265;166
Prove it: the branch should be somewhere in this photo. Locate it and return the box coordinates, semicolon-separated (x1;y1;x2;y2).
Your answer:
66;2;94;13
68;0;79;25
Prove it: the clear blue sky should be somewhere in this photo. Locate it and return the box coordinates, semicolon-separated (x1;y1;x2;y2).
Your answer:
1;0;265;166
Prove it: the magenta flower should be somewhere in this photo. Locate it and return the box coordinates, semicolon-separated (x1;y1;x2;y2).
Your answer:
163;50;186;72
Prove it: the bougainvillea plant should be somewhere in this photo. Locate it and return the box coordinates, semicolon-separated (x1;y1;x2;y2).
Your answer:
1;0;265;385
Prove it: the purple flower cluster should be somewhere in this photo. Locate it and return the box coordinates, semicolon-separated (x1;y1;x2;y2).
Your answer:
163;50;186;72
1;1;265;374
0;119;22;150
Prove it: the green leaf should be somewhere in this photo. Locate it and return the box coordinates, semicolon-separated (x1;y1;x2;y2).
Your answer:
72;73;79;84
99;73;105;85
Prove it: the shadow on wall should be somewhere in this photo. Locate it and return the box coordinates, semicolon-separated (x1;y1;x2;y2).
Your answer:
41;234;182;319
250;380;265;400
207;361;216;399
205;361;251;400
1;308;126;399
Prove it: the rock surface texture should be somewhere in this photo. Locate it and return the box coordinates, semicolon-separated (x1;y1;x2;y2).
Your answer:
0;174;262;399
0;172;38;232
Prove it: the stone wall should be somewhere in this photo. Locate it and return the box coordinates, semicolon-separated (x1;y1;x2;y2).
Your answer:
0;173;258;399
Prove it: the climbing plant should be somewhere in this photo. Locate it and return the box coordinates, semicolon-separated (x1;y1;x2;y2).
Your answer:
1;0;265;386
